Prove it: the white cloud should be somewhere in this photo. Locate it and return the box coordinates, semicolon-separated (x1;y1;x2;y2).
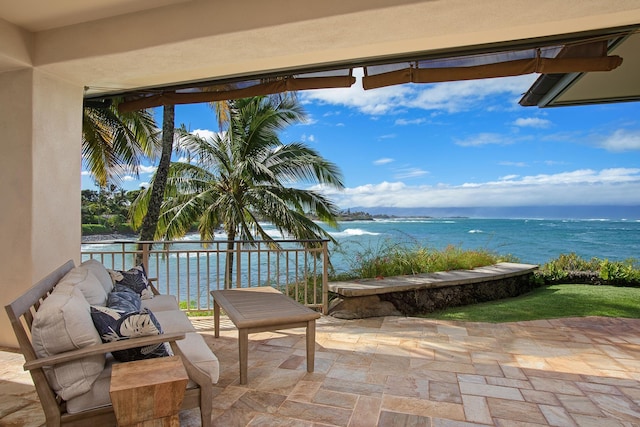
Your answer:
302;115;318;125
513;117;551;128
500;174;520;181
311;168;640;208
598;129;640;152
121;175;135;182
395;118;427;126
191;129;217;139
455;133;513;147
300;68;536;115
81;170;91;176
499;161;528;167
543;160;567;166
394;167;429;179
139;182;150;189
138;165;157;174
301;134;316;143
378;134;396;140
373;158;394;165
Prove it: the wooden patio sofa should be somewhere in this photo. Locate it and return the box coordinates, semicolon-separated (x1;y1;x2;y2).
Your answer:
5;260;217;427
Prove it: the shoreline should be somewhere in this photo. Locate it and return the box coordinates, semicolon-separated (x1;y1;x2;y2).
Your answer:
81;233;138;242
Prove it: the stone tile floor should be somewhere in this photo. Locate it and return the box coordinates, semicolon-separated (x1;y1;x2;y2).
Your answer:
1;315;640;426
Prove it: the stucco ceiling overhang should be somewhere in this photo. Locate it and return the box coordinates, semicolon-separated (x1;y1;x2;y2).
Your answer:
520;31;640;107
2;1;640;109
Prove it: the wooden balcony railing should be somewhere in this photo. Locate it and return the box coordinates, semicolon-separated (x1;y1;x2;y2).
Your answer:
81;239;330;314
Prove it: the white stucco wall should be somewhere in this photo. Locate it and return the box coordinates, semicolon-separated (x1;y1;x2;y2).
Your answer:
0;69;82;347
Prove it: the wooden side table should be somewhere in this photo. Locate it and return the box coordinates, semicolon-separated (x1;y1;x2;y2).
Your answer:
110;356;189;427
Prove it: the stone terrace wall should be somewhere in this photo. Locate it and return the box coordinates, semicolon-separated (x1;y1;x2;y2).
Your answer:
379;273;538;316
328;263;539;319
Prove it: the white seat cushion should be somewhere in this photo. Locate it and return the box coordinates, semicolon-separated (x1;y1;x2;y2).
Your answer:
152;310;197;334
142;294;179;312
175;333;220;384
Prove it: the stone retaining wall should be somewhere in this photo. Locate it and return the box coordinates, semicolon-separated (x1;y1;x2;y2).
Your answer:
328;263;539;319
379;273;538;316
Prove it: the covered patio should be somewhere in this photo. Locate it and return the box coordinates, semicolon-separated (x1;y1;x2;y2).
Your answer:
2;1;640;347
2;2;640;426
2;314;639;426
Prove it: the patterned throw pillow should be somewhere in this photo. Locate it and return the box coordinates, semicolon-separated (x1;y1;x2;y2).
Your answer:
108;265;154;300
107;291;141;313
90;306;171;362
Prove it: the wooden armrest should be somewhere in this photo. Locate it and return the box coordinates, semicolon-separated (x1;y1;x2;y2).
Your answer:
148;277;161;295
24;332;186;371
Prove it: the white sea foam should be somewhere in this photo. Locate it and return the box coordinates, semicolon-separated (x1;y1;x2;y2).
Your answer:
331;228;380;238
468;229;483;234
372;218;456;224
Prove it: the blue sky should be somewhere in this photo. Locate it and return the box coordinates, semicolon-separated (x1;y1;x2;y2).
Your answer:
82;69;640;211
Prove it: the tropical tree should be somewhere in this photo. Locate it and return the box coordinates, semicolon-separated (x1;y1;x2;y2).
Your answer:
137;104;175;243
82;99;159;187
130;95;344;287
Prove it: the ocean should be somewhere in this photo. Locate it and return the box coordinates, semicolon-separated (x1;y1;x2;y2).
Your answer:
82;217;640;273
324;217;640;271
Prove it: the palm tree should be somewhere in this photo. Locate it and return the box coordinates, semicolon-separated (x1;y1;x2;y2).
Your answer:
82;99;159;187
131;95;344;288
137;104;175;243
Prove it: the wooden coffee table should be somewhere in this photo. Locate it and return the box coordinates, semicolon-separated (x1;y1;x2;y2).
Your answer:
211;286;321;385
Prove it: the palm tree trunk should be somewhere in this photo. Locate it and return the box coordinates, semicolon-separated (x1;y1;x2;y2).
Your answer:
136;104;175;263
224;227;236;289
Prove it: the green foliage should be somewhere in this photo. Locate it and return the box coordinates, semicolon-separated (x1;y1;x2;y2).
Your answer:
81;187;140;235
600;259;640;283
429;284;640;322
82;224;110;235
335;240;514;280
179;300;212;316
538;252;600;280
537;253;640;286
82;99;159;187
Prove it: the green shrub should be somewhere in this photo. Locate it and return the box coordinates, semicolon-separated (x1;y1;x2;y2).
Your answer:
82;224;110;235
334;240;512;280
600;259;640;283
538;253;640;286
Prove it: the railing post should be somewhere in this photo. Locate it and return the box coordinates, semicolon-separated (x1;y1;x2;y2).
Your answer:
141;242;150;274
235;242;242;289
322;240;329;315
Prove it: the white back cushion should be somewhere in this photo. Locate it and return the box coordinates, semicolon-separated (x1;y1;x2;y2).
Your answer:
31;284;105;401
80;259;114;294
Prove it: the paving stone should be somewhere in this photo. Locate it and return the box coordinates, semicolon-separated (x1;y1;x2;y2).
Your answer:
538;404;577;426
277;400;353;426
382;395;465;421
461;394;492;424
486;398;547;424
520;389;561;405
348;396;381;427
377;410;431;427
458;382;524;401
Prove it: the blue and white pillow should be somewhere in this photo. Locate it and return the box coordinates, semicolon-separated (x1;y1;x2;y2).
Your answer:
107;291;141;313
109;265;154;300
90;306;171;362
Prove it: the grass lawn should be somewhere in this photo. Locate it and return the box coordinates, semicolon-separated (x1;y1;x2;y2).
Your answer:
428;284;640;322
